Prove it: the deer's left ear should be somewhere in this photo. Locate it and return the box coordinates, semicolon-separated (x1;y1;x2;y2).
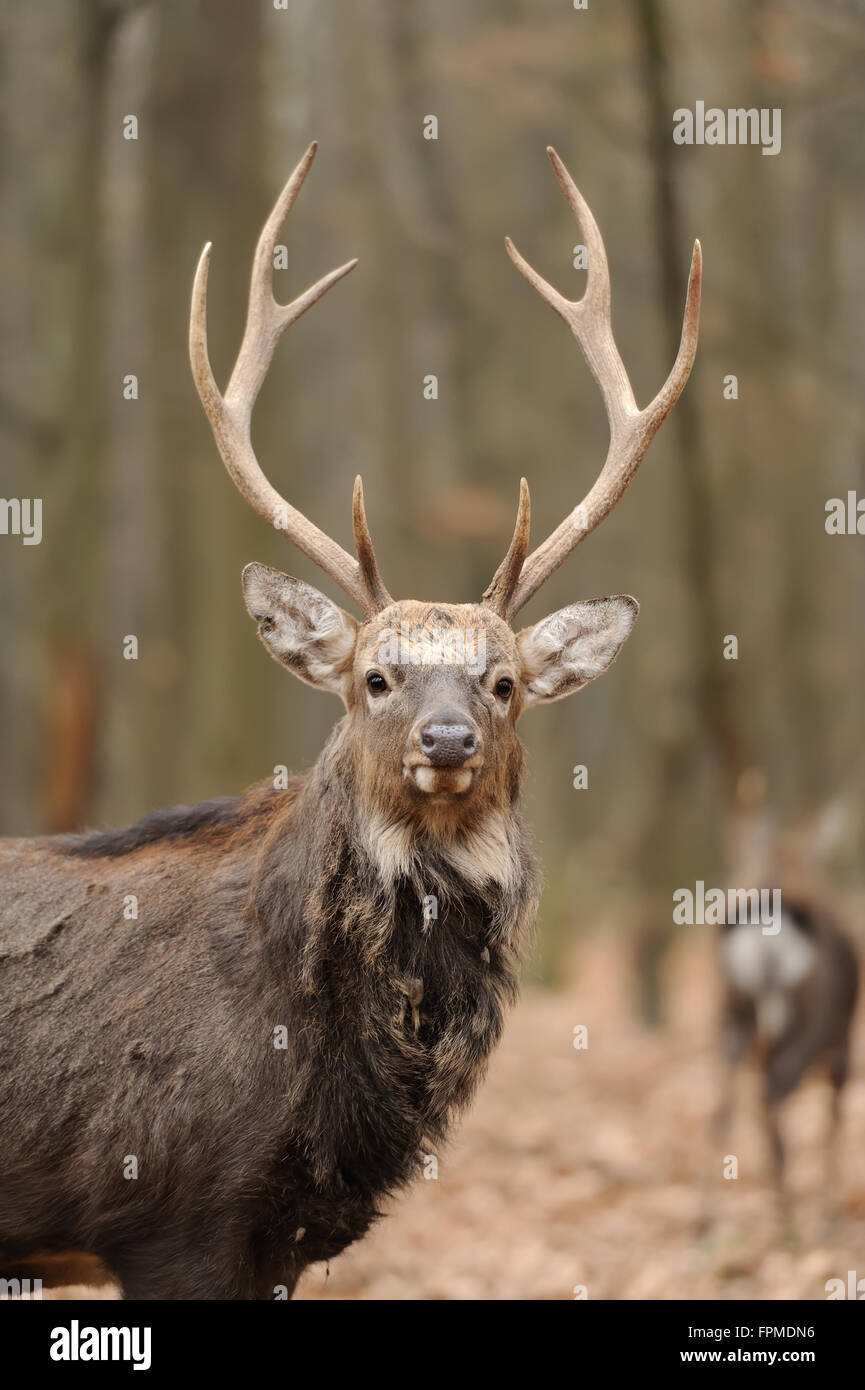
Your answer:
516;596;639;708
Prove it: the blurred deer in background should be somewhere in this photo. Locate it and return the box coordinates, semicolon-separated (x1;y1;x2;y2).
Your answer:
0;146;701;1298
706;800;860;1236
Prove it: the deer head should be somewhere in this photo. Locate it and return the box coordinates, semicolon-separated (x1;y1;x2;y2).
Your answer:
190;144;701;829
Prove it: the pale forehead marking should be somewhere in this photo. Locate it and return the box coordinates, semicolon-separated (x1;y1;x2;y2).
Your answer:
361;604;517;665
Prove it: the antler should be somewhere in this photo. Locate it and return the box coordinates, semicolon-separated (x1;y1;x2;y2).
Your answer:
190;142;392;617
484;147;702;621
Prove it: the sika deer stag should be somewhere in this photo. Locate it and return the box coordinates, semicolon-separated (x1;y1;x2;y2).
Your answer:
0;146;701;1299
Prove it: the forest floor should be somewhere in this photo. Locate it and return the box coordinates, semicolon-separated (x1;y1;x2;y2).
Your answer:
36;932;865;1302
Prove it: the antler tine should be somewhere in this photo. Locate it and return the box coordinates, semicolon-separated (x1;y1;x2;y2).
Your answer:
493;146;702;621
190;142;389;617
353;476;393;612
482;478;531;616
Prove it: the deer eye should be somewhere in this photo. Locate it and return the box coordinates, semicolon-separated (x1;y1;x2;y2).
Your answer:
366;671;389;695
494;677;514;701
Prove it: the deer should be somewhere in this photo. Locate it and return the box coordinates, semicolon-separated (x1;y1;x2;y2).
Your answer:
0;145;701;1299
704;805;860;1238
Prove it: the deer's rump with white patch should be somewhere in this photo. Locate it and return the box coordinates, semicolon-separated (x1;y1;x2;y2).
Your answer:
719;896;859;1122
722;911;817;1041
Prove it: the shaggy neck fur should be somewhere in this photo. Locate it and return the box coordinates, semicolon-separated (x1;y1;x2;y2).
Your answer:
248;721;539;1235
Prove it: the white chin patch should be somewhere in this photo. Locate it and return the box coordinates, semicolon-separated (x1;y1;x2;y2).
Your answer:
412;766;473;795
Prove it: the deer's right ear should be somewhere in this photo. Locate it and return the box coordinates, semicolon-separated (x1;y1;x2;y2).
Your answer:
242;563;358;697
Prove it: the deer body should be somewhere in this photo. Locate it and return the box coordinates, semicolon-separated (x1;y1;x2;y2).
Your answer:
0;146;701;1297
721;904;848;1067
0;754;534;1298
715;896;858;1228
707;807;860;1232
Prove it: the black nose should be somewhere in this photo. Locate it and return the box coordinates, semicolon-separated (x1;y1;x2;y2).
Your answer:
419;712;478;768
